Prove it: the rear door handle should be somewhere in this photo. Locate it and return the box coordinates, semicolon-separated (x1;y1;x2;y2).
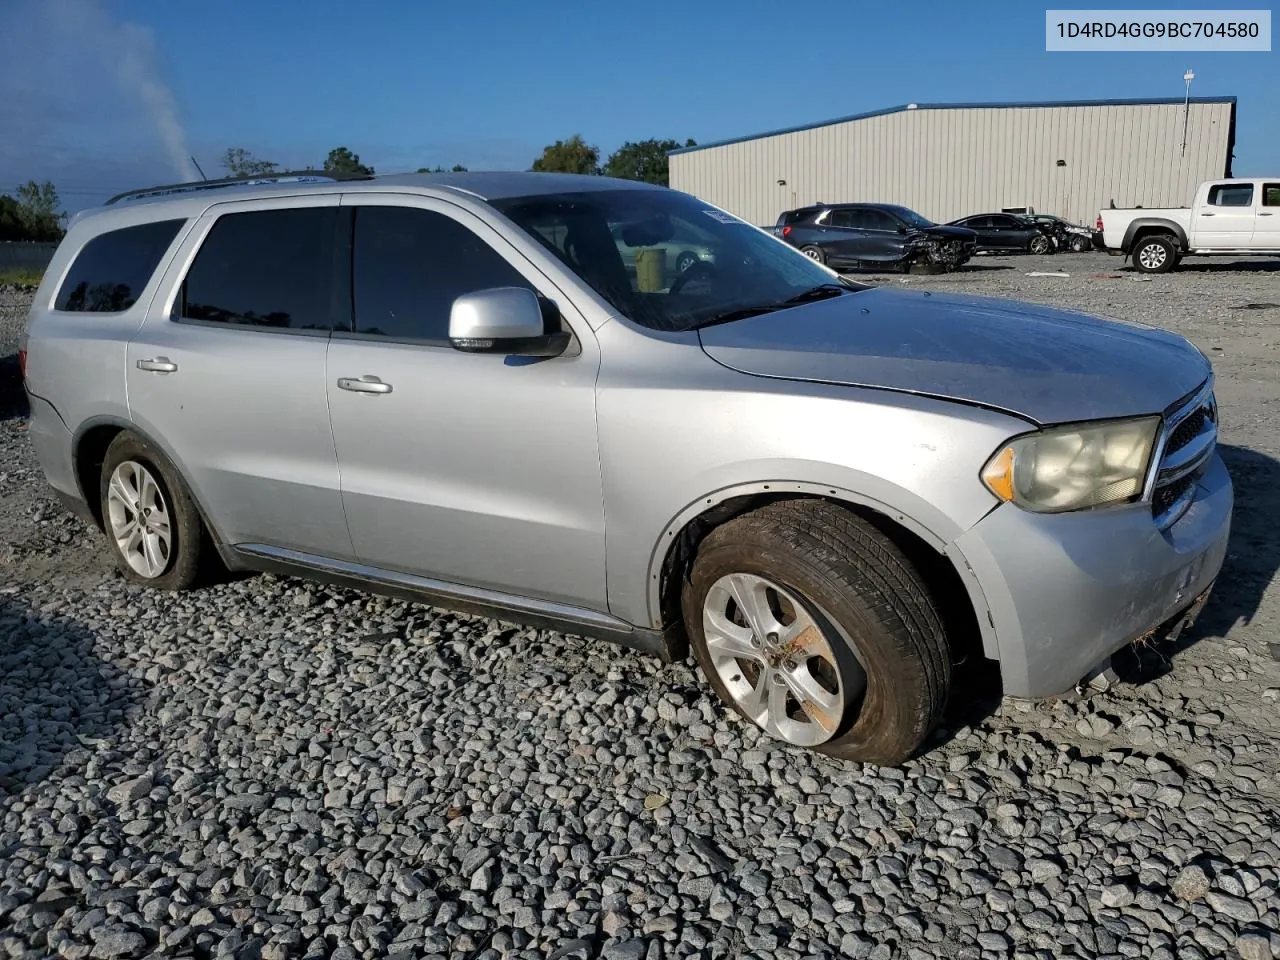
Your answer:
137;357;177;373
337;375;392;395
1260;212;1274;216
1201;212;1215;217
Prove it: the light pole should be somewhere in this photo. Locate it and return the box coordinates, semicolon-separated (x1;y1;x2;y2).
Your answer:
1181;68;1195;155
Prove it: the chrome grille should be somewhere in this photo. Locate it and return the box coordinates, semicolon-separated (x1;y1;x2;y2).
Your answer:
1149;382;1217;529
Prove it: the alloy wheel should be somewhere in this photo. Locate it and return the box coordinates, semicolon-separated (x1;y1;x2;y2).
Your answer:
106;460;173;579
701;572;861;746
1138;243;1168;270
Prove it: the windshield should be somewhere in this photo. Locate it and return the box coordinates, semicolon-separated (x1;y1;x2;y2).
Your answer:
490;188;859;332
883;205;935;230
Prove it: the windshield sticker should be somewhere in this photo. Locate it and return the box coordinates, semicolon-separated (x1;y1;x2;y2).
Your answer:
701;209;743;224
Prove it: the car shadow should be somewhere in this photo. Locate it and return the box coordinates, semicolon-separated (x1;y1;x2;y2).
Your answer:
1114;443;1280;684
0;353;29;422
0;594;142;796
1118;259;1280;274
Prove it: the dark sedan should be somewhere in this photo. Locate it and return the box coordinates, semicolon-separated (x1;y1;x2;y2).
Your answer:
774;203;977;272
946;213;1055;254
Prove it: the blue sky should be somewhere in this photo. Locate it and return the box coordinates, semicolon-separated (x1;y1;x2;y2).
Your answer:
1;0;1275;212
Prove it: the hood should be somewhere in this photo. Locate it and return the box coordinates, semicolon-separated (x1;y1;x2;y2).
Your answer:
698;287;1210;425
918;225;976;241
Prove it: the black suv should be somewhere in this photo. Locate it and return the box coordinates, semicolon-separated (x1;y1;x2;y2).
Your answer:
774;203;977;272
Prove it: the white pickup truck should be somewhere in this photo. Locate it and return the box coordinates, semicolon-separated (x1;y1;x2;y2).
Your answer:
1096;177;1280;273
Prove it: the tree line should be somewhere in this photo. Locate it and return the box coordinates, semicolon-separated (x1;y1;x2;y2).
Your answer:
0;181;64;242
223;134;697;187
1;133;699;246
221;146;467;178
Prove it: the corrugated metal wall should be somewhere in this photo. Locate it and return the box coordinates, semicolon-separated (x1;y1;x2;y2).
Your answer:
669;102;1234;228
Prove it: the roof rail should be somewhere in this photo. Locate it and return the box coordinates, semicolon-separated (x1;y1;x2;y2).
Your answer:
105;170;375;205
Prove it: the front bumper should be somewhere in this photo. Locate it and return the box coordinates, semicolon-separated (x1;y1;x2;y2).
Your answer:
950;452;1232;698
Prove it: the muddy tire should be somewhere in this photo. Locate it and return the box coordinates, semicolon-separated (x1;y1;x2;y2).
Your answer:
99;431;213;590
681;500;951;765
1132;234;1177;274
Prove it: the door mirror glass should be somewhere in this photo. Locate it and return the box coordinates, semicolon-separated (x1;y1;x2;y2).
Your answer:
448;287;570;357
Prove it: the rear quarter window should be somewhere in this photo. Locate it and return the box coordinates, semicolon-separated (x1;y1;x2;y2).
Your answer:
54;218;185;313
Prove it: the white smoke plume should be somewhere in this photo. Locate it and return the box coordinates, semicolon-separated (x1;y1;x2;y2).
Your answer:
112;20;199;182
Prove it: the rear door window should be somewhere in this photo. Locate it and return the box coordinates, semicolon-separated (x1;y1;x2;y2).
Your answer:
1207;183;1254;207
350;206;535;343
828;209;865;229
55;219;185;313
1263;184;1280;207
179;207;341;331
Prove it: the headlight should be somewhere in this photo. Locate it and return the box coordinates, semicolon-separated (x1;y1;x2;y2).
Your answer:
981;416;1161;513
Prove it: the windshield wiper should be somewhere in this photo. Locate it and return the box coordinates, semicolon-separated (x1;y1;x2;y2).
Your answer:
692;283;855;330
777;282;855;305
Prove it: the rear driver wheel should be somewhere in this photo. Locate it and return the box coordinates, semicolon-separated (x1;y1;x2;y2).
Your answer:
682;500;951;765
100;432;213;589
800;245;826;265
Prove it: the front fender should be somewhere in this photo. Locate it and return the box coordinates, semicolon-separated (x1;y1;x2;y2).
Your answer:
621;456;997;622
632;466;1001;659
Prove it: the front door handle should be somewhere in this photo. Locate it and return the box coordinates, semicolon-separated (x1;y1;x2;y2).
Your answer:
1201;212;1215;217
137;357;177;373
337;375;392;395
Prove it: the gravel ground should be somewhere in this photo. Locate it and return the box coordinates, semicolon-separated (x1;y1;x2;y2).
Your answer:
1;254;1278;960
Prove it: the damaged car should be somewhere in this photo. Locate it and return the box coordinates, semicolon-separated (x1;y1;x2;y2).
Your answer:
947;213;1055;255
1031;214;1095;252
775;202;977;272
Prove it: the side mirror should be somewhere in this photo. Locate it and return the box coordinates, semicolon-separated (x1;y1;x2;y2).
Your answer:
448;287;571;358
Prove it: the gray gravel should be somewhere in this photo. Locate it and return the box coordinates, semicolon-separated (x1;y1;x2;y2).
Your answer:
2;258;1280;958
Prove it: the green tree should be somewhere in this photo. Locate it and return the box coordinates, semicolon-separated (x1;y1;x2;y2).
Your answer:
531;135;600;175
324;147;375;176
13;181;64;240
0;194;24;242
603;137;696;186
416;164;469;173
221;147;279;178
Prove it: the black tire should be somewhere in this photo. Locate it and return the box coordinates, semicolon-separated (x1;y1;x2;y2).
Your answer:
1131;234;1177;274
681;499;951;765
799;245;826;265
1069;234;1090;253
99;431;213;590
1029;235;1052;255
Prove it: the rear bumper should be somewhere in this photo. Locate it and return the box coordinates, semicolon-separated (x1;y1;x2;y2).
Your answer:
27;391;78;498
950;452;1232;698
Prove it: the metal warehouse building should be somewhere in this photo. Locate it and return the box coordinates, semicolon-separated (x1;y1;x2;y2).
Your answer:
668;97;1237;228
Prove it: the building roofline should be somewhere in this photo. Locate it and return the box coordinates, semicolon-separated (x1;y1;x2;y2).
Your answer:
667;96;1239;156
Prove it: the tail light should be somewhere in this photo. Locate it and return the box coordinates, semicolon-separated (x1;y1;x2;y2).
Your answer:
1095;214;1104;232
18;349;26;380
781;225;792;237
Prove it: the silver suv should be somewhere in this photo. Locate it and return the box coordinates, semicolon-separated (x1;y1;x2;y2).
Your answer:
21;171;1232;765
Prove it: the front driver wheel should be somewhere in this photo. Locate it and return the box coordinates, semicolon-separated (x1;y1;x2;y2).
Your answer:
682;500;951;765
100;431;213;589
